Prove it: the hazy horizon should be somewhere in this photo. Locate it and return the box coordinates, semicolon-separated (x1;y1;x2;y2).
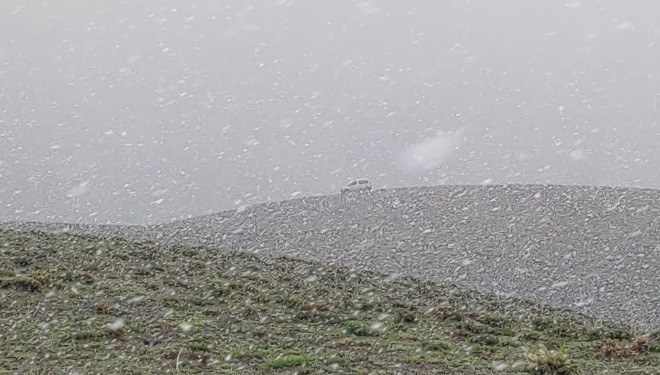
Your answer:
2;0;659;225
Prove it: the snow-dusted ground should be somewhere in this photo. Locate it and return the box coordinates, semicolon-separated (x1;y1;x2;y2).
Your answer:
3;184;659;332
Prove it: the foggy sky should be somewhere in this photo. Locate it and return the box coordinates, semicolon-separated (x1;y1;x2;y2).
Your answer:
1;0;659;224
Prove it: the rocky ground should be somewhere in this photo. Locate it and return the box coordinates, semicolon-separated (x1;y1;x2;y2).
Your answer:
3;228;658;374
3;184;659;332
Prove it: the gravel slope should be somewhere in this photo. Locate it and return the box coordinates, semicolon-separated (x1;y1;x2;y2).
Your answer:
3;184;659;332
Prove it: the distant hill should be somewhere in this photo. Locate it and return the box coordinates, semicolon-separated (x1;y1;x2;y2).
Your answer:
2;184;659;331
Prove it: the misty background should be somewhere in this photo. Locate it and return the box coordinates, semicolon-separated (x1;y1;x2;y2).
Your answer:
1;0;659;225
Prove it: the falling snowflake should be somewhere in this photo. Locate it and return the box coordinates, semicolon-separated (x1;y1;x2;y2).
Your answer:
66;181;91;198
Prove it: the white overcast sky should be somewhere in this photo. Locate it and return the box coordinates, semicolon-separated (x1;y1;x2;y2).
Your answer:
1;0;659;224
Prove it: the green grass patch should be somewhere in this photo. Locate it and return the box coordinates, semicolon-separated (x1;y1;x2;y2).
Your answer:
0;228;658;374
264;353;315;368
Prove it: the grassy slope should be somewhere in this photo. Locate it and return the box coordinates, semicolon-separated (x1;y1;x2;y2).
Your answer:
0;229;658;374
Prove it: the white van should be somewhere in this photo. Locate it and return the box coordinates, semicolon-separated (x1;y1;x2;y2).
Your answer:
340;178;372;194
